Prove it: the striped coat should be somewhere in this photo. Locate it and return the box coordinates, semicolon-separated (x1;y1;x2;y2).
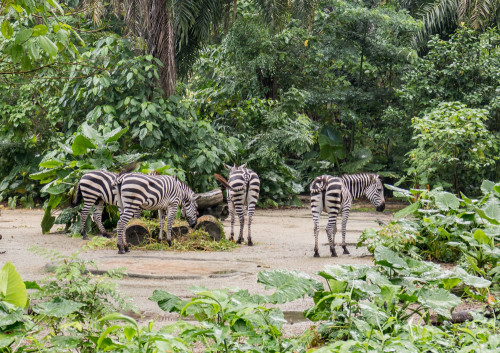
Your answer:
223;163;260;246
310;173;385;257
113;173;199;254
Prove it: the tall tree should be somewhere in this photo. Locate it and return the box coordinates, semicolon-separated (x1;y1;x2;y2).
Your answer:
80;0;230;95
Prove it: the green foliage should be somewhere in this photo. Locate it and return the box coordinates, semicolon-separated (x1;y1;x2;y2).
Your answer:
406;102;498;193
0;262;27;308
360;182;500;280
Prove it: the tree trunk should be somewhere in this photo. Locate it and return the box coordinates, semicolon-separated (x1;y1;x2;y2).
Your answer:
148;0;176;96
126;219;151;246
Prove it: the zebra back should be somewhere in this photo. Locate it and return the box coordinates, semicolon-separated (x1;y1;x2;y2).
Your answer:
224;163;259;192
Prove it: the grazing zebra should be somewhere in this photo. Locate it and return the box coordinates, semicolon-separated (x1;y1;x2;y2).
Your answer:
222;163;260;246
310;173;385;257
73;170;161;240
113;173;199;254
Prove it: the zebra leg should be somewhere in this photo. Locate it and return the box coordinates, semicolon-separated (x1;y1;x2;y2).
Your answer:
235;203;245;244
326;214;338;257
313;219;320;257
166;205;177;247
116;208;135;254
228;197;236;241
247;206;255;246
80;202;93;240
158;209;165;242
341;205;352;255
93;202;112;238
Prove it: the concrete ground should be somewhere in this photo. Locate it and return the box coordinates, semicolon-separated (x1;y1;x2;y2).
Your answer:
0;207;393;329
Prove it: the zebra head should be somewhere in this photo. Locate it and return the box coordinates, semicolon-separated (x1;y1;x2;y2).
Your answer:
365;174;385;212
182;190;199;228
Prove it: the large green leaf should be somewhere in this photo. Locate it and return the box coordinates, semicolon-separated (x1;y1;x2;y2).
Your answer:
481;180;495;194
33;297;85;317
104;126;129;143
257;269;323;304
374;246;408;270
1;20;14;39
41;207;55;234
481;200;500;224
81;123;104;145
434;192;460;211
39;159;64;169
38;35;58;57
72;134;96;156
451;267;491;288
418;288;461;319
318;126;346;163
149;290;186;313
0;262;27;308
394;200;420;219
29;169;57;181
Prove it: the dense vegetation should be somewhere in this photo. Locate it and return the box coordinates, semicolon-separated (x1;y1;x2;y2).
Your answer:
1;0;499;350
1;0;498;212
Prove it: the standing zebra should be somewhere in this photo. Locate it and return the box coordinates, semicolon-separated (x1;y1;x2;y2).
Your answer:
113;173;199;254
310;173;385;257
73;171;130;240
73;170;159;240
223;163;260;246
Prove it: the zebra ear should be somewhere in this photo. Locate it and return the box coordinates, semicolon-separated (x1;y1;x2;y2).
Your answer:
240;163;247;169
224;163;232;170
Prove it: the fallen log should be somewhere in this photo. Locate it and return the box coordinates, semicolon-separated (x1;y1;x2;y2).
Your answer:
194;215;223;241
196;189;224;210
125;219;150;246
126;219;189;245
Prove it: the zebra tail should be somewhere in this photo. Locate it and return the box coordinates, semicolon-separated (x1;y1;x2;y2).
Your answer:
114;179;124;213
310;176;328;194
214;173;233;191
72;182;82;207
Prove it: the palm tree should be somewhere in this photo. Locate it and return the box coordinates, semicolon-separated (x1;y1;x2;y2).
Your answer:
80;0;231;96
399;0;500;39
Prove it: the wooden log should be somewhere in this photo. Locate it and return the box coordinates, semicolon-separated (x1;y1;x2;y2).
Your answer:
125;219;151;246
172;220;190;238
196;189;224;210
194;215;222;241
199;204;229;221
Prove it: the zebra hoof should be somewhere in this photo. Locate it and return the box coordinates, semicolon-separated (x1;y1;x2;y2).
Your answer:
314;252;320;258
125;245;130;253
102;232;112;239
247;241;253;246
330;249;338;257
117;245;125;254
167;240;172;247
236;239;242;244
82;235;89;241
342;246;350;255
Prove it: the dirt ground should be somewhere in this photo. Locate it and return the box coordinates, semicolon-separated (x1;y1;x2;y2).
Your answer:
0;206;393;331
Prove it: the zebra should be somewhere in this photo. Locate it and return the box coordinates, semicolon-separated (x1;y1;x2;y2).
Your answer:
72;170;161;240
222;163;260;246
73;171;129;240
113;173;199;254
310;173;385;257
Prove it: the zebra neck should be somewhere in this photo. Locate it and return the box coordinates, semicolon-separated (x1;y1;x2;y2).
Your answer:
342;175;369;200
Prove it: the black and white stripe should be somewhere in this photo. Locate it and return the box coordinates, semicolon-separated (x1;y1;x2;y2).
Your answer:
113;173;199;254
73;171;129;240
224;163;260;246
73;170;161;240
310;173;385;257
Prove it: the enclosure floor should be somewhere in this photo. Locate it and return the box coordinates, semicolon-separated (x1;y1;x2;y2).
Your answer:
0;207;393;331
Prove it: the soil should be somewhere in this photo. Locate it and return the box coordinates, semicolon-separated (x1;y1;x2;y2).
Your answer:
0;206;394;333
